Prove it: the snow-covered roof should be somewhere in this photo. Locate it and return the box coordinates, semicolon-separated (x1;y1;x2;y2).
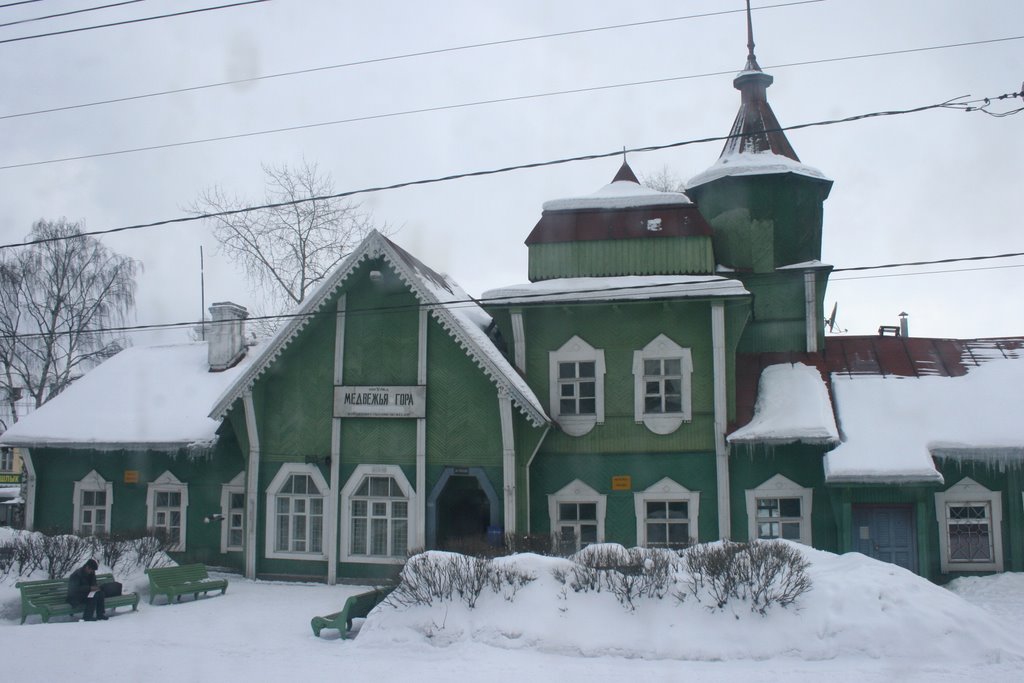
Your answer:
542;181;693;212
210;231;549;427
824;357;1024;484
482;275;749;305
728;363;839;445
687;151;830;188
777;260;833;271
0;342;260;451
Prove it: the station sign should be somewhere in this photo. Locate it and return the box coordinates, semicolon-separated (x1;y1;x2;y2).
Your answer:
334;385;426;418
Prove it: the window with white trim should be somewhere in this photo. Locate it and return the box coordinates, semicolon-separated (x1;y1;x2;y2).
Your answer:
220;472;245;553
935;478;1003;573
634;477;700;549
548;479;606;552
745;474;813;545
147;471;188;551
73;470;112;536
0;447;13;472
632;334;693;434
265;464;328;560
549;336;605;436
340;465;416;564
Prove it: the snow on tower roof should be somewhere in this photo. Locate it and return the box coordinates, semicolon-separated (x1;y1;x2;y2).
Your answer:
542;160;693;212
0;341;261;451
686;151;830;188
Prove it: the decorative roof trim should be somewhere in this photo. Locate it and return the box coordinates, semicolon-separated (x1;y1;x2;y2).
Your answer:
209;231;548;427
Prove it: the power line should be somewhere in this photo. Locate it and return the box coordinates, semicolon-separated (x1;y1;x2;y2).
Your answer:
1;90;1012;251
0;0;268;45
0;0;150;29
0;0;46;9
2;251;1024;343
1;0;825;120
3;34;1020;170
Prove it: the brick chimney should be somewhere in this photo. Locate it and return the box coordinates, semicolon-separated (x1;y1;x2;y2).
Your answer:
207;302;248;372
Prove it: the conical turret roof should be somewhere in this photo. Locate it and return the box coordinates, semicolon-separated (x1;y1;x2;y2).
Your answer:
687;7;828;189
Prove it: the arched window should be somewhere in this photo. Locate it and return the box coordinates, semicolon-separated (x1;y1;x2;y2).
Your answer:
340;465;416;564
73;470;112;536
147;471;189;551
632;334;693;434
264;464;328;560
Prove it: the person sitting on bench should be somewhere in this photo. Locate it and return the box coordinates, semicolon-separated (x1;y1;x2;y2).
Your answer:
66;559;106;621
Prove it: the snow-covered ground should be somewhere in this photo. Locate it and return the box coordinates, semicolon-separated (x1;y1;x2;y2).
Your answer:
2;529;1022;682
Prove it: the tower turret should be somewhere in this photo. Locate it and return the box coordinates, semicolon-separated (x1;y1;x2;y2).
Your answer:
687;2;833;353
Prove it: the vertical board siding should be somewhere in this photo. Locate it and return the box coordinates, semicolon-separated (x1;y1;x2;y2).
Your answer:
528;237;715;281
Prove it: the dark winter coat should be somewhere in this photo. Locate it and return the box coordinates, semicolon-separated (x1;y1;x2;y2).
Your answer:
66;566;98;606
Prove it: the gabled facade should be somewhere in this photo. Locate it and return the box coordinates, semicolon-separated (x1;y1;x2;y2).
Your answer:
3;14;1021;585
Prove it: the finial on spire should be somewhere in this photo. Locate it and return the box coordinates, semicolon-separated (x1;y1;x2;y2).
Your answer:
746;0;756;61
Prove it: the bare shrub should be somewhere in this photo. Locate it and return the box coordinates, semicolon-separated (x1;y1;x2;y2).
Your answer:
388;552;535;609
31;532;92;579
126;530;175;571
679;541;811;614
741;541;812;614
504;533;564;557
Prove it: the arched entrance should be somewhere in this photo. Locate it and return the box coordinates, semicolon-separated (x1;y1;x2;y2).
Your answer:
426;467;500;549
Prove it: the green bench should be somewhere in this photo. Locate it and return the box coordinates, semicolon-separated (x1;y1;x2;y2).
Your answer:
145;563;229;605
311;587;393;640
16;573;140;624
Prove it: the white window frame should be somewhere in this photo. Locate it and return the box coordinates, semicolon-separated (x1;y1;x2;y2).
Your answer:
745;474;813;546
146;471;189;552
340;464;416;565
0;447;12;472
73;470;112;536
634;477;700;549
549;335;605;437
935;477;1003;573
220;472;246;553
265;463;329;561
548;479;607;551
632;334;693;434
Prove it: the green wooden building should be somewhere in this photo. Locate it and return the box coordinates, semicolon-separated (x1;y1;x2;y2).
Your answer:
4;36;1022;585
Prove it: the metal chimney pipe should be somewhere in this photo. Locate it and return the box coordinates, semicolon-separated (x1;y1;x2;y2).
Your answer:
899;312;909;338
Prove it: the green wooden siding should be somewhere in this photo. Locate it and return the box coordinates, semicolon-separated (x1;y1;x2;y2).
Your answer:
528;237;715;281
529;452;718;544
28;439;246;569
689;173;830;273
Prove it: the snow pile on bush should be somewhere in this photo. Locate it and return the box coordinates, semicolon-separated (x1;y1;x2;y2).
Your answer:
360;541;1023;665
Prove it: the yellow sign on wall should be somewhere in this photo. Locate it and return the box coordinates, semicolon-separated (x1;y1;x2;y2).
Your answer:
611;475;632;491
124;470;139;484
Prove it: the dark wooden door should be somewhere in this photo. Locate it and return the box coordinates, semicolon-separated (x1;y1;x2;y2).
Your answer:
852;505;917;572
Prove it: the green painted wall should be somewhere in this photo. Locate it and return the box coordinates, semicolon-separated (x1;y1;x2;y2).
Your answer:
28;436;246;569
728;443;836;550
689;173;831;273
528;237;715;281
529;452;718;544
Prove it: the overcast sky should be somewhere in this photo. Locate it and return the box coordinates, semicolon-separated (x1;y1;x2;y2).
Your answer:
2;0;1022;345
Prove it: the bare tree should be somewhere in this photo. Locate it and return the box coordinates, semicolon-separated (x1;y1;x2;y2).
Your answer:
191;160;382;331
0;219;140;419
640;165;686;194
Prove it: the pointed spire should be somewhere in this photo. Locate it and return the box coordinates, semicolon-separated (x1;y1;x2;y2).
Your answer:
744;0;761;72
721;0;799;161
611;159;639;184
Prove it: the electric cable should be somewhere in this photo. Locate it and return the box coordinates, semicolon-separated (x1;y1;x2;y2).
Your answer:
1;0;826;120
0;0;150;29
0;0;268;45
1;89;1018;250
